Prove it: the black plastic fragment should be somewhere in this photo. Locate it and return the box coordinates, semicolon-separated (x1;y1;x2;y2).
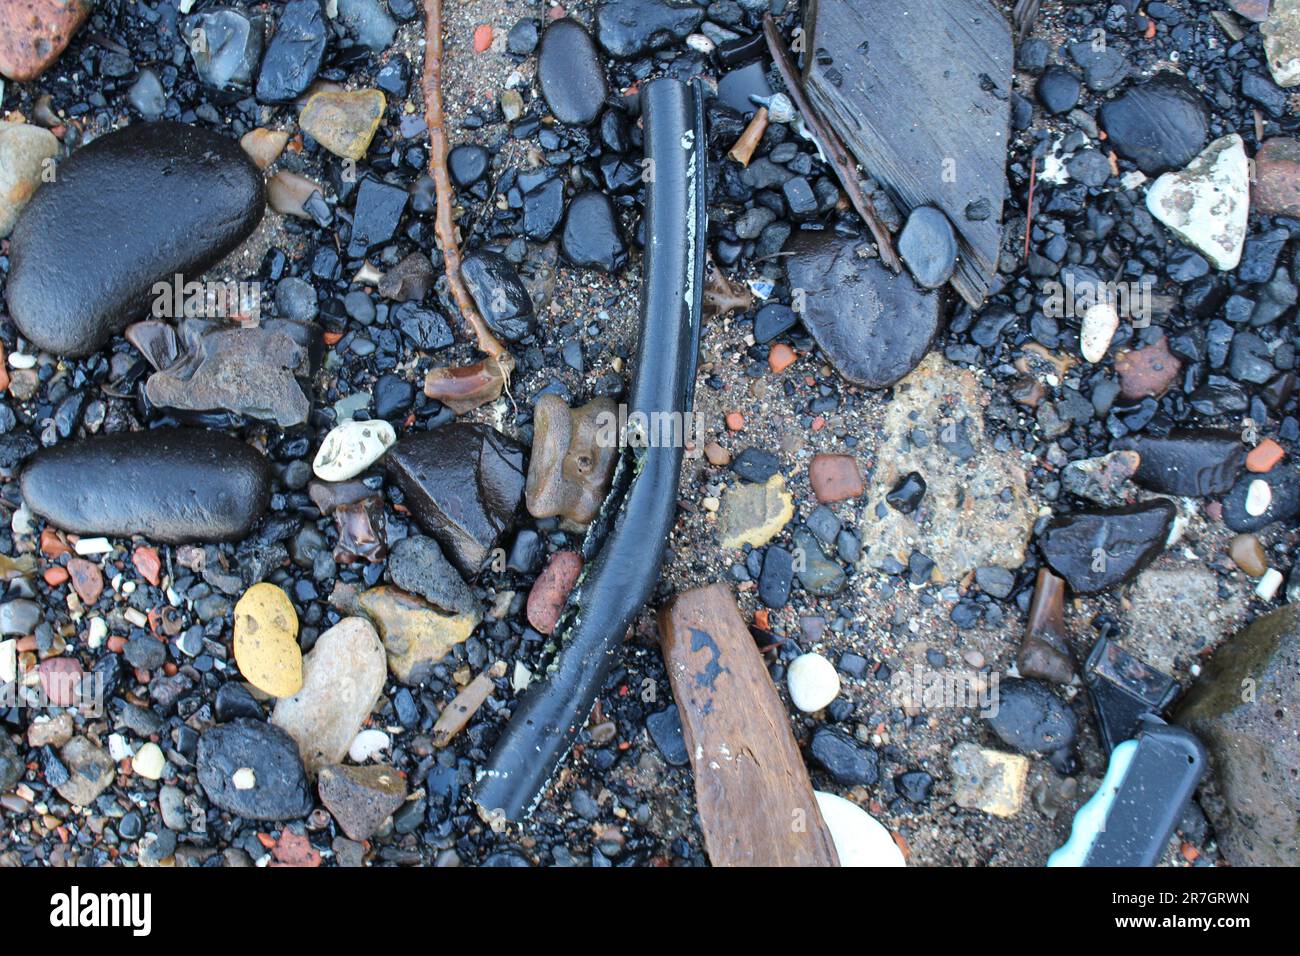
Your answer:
1084;637;1180;753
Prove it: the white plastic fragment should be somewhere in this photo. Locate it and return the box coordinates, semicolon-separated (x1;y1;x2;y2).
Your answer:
108;733;133;763
73;537;113;556
1255;567;1284;601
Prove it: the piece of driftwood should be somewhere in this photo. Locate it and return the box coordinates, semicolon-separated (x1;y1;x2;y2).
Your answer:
801;0;1012;307
658;583;840;867
762;14;899;272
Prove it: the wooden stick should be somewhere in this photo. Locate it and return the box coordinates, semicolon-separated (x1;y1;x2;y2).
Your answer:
658;583;840;867
422;0;513;372
762;13;900;272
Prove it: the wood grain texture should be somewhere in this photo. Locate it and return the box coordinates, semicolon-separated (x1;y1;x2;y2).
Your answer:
802;0;1012;307
658;583;839;867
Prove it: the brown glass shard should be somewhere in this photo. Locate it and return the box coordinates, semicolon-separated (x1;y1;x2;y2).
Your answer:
1018;568;1075;684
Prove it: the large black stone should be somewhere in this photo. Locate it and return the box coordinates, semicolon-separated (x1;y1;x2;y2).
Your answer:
1038;500;1176;594
1220;465;1300;533
460;251;536;342
985;678;1077;757
1121;429;1245;497
20;429;271;543
1100;74;1209;174
595;0;704;59
386;423;526;575
197;719;313;821
784;232;941;388
6;122;265;357
255;0;329;104
809;727;879;786
538;18;608;126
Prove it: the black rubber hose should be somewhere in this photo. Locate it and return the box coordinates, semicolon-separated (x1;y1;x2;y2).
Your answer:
475;77;707;822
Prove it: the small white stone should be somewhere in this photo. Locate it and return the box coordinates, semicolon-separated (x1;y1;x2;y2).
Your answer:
7;352;36;370
132;742;166;780
10;503;33;537
0;638;16;683
73;536;113;556
232;767;257;790
685;33;715;54
348;728;391;762
512;660;533;692
814;791;906;867
1079;301;1119;363
765;93;795;124
1146;134;1249;271
312;418;396;481
787;653;841;712
124;608;148;628
1245;478;1272;517
85;617;108;649
1255;567;1284;601
108;733;133;763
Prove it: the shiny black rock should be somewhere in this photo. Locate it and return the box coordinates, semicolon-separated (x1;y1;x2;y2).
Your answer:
20;429;272;543
6;122;265;357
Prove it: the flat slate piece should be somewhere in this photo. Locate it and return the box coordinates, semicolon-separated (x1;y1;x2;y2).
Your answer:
658;583;840;867
802;0;1012;307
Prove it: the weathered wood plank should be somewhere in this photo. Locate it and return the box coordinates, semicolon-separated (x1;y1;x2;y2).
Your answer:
657;583;840;867
802;0;1012;307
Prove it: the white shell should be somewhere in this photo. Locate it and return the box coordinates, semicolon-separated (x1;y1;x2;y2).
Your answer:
815;791;906;867
132;742;166;780
766;93;795;124
348;728;391;762
1079;301;1118;363
787;653;841;712
1245;478;1272;517
313;418;396;481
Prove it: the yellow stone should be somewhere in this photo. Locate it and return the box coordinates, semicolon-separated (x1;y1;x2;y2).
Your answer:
233;583;303;698
299;89;385;162
716;475;795;549
358;585;479;685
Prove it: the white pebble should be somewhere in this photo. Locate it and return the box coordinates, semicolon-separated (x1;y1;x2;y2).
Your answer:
1255;567;1283;602
0;639;16;683
814;791;906;867
86;617;108;650
787;653;841;712
108;733;133;763
685;33;715;54
73;536;112;556
766;93;795;124
312;418;396;481
1079;301;1118;363
124;608;148;628
10;503;33;537
513;660;533;692
132;742;166;780
232;767;257;790
1245;479;1272;517
348;728;391;762
7;352;36;370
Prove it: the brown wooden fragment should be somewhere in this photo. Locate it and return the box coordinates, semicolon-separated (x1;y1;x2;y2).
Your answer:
657;583;839;867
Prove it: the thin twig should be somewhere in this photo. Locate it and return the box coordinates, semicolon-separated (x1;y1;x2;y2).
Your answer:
762;13;900;272
1023;154;1037;262
422;0;515;391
